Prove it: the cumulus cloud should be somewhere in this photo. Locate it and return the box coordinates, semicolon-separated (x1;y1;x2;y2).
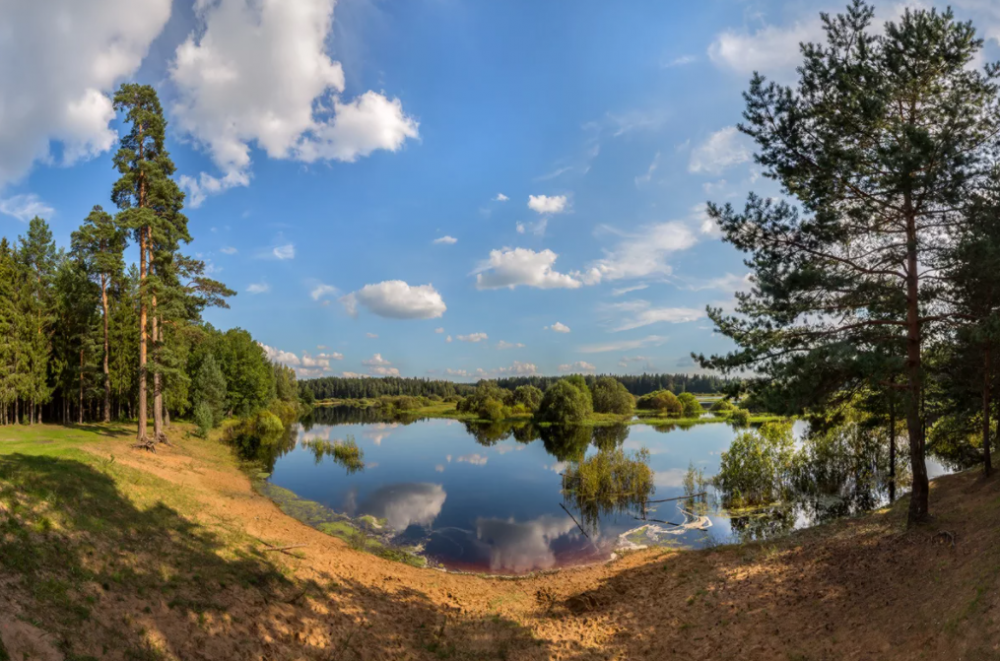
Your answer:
496;341;525;350
494;193;509;201
579;335;668;354
170;0;418;206
708;21;821;80
0;0;171;186
247;282;269;294
259;343;300;366
558;361;596;373
220;246;238;255
527;194;568;214
340;280;446;319
474;248;581;290
444;361;536;380
310;283;338;300
457;453;488;466
434;327;445;334
446;335;453;343
688;126;751;175
0;194;55;222
457;333;488;343
362;353;392;367
260;342;341;377
370;366;401;377
433;235;457;245
544;322;571;333
604;300;705;332
515;218;548;236
582;222;697;284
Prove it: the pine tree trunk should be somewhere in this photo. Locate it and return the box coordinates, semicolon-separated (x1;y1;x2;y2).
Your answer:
137;225;149;444
152;306;164;442
984;347;992;477
889;391;896;503
79;348;84;424
905;209;929;525
101;272;111;423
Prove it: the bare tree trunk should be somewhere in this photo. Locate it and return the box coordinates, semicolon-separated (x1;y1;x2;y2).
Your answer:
905;210;929;525
984;347;992;477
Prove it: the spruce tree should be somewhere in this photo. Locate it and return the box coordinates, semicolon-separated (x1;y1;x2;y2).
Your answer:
17;217;58;424
696;2;1000;523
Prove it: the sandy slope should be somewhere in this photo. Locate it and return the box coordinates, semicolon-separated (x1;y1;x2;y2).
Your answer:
2;425;999;660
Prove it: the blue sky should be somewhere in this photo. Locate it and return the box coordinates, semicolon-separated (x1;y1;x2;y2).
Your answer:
2;0;999;380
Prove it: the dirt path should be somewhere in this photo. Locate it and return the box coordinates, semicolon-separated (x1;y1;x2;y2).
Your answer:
2;426;999;660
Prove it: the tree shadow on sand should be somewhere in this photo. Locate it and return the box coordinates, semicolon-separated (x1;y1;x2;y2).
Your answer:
0;454;549;660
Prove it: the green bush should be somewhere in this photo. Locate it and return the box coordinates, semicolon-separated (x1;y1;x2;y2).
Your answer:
591;377;635;415
480;398;505;421
636;390;682;417
677;392;702;418
710;399;735;413
193;401;214;438
562;447;654;532
513;385;543;411
730;408;751;428
715;422;799;507
537;379;592;424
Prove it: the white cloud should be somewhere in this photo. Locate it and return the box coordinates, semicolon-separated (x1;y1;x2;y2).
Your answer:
612;284;649;297
515;218;548;236
558;361;596;373
433;235;457;245
527;194;568;214
664;54;697;68
170;0;418;206
359;483;445;531
496;361;537;376
259;343;300;366
703;179;727;195
362;353;392;367
446;335;453;343
310;283;338;300
496;341;525;350
220;246;238;255
341;371;366;378
634;151;660;187
604;300;705;332
366;332;379;338
316;351;344;361
340;280;447;319
494;193;509;201
0;0;171;186
684;272;754;294
583;221;697;283
474;248;581;290
247;282;270;294
708;21;820;80
689;126;751;175
272;243;295;260
544;322;571;333
457;333;489;343
434;327;445;334
371;366;401;377
0;194;55;222
579;335;668;354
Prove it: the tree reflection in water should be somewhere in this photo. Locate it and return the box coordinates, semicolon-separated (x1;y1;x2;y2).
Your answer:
561;447;655;536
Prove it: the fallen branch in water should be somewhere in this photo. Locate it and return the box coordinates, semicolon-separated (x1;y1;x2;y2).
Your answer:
559;503;591;540
647;492;706;504
630;514;681;526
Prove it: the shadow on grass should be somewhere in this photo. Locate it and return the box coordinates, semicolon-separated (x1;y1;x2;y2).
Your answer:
0;454;548;660
63;423;135;439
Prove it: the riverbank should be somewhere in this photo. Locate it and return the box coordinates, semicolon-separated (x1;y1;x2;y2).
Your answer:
314;398;784;427
1;422;996;660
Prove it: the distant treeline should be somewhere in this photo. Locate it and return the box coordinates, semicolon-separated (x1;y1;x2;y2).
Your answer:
300;372;729;400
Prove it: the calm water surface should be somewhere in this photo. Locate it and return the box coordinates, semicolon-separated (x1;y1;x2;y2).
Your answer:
265;408;950;574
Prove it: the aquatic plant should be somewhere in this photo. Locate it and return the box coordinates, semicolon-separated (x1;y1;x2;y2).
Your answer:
562;447;654;533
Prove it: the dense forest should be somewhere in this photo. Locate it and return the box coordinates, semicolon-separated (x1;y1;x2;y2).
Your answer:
297;372;730;400
0;84;295;444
